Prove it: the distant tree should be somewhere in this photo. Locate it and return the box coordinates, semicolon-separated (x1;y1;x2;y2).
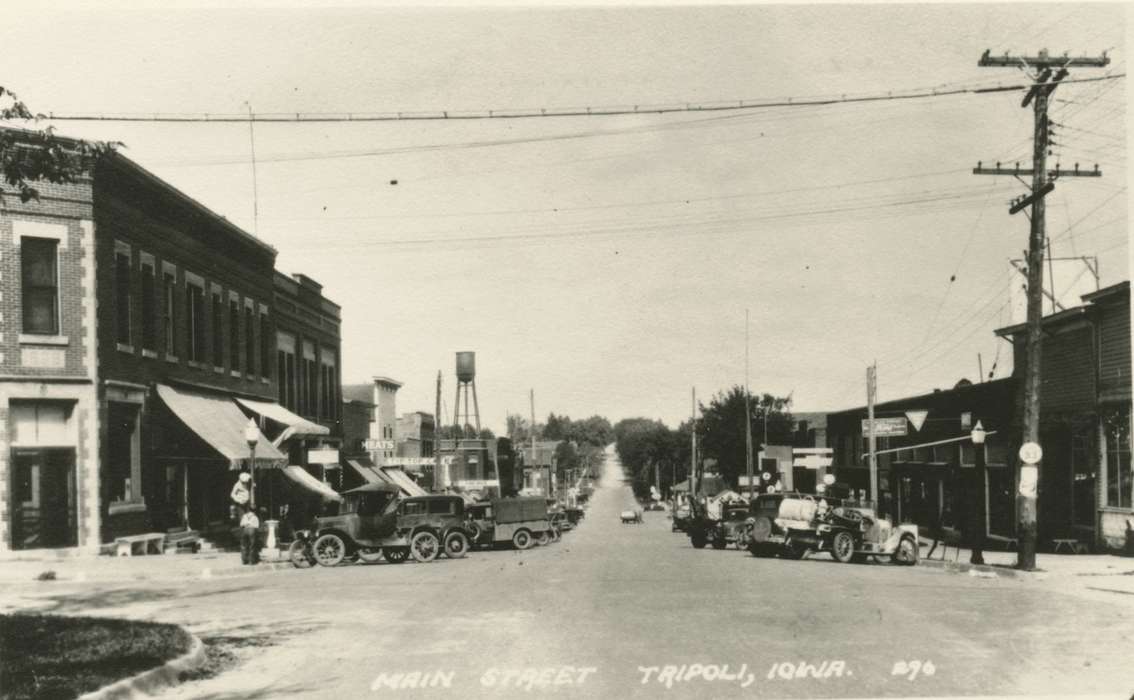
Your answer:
477;427;495;440
544;413;568;440
1;86;117;202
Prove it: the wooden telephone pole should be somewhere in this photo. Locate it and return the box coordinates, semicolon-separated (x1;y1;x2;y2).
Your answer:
975;48;1110;570
867;363;878;506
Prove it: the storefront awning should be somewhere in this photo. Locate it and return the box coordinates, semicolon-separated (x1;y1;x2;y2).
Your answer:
381;467;428;497
346;458;384;484
282;465;342;502
156;384;285;469
235;397;330;447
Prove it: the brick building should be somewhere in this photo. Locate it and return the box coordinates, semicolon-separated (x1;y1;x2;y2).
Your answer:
1;130;343;551
0;176;100;551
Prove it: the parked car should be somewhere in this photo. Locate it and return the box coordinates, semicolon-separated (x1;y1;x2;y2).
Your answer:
302;485;471;566
621;509;643;524
466;497;557;549
744;492;918;565
671;502;691;532
688;500;750;550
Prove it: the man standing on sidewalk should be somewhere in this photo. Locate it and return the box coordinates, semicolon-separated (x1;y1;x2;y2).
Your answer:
240;506;260;565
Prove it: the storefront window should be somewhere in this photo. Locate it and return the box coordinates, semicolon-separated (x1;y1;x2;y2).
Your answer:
1105;406;1132;509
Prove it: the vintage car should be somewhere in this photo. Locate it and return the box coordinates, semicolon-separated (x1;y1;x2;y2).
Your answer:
671;502;692;532
466;497;557;549
688;499;750;550
620;509;643;524
301;484;471;566
744;492;918;565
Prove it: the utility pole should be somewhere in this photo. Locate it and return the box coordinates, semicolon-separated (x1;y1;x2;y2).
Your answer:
867;363;878;506
530;389;540;496
434;370;442;492
691;387;698;500
975;48;1110;571
744;309;754;499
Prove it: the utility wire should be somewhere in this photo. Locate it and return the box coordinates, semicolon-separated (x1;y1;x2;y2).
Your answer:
38;74;1125;123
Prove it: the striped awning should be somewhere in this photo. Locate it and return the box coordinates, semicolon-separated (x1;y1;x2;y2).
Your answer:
156;384;285;469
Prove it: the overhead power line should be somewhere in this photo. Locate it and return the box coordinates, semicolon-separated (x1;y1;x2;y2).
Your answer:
38;74;1124;124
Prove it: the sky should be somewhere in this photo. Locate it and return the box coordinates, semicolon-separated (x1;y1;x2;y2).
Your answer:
2;2;1127;430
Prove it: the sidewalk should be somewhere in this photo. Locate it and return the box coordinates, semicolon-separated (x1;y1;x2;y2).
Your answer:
0;548;295;584
917;539;1134;595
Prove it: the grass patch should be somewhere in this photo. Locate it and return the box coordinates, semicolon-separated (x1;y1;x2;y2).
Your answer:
0;613;192;700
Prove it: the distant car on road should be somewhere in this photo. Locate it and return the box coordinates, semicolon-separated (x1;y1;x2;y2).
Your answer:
620;509;643;524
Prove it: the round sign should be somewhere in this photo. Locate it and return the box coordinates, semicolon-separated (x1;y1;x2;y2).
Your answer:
761;472;771;481
1018;442;1043;465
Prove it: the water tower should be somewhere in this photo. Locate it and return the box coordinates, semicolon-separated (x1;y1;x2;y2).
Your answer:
453;352;480;437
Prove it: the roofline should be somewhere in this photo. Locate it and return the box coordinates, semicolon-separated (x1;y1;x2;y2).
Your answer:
1080;279;1129;304
103;152;278;256
372;376;403;388
994;305;1089;338
827;376;1016;417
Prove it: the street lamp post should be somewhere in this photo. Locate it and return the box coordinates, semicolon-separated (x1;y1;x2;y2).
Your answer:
970;420;987;566
244;418;260;510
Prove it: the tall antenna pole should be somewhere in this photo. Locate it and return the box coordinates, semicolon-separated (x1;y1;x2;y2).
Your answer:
244;102;259;235
744;310;754;499
434;371;442;491
691;387;698;500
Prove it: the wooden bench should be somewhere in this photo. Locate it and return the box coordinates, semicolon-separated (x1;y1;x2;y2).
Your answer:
115;533;166;557
1051;538;1089;554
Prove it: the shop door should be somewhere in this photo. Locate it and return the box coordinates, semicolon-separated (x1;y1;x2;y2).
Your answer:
10;449;76;549
160;463;189;531
792;467;816;494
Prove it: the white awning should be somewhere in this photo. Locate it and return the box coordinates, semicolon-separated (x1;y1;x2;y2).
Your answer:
156;384;285;469
282;465;342;502
379;467;428;497
235;398;329;447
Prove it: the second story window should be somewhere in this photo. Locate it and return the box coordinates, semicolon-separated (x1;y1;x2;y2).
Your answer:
162;270;177;356
244;304;255;375
186;282;205;362
229;298;240;371
211;293;223;367
21;237;59;335
259;309;270;379
140;260;156;352
114;250;131;345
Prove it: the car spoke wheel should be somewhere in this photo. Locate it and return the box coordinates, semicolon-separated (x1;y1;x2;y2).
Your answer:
312;533;347;567
537;531;551;547
512;529;533;550
443;531;470;559
893;536;919;566
384;547;408;564
691;531;707;549
831;531;856;563
410;531;440;563
287;540;314;569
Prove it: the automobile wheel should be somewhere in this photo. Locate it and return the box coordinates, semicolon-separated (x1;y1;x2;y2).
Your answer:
710;532;727;550
287;540;315;569
384;547;409;564
513;529;533;550
357;549;384;564
537;531;551;547
892;536;919;566
410;531;441;563
691;531;707;549
443;531;470;559
312;533;347;567
831;531;856;563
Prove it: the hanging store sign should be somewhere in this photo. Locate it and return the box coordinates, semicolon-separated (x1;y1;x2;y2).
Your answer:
862;417;908;437
308;448;340;464
1019;465;1039;497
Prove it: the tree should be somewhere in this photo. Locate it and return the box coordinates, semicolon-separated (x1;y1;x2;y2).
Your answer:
1;86;116;202
698;386;794;490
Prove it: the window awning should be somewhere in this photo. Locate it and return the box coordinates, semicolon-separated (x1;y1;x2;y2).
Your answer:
155;384;285;469
282;465;342;502
380;467;428;497
346;458;384;484
235;397;329;447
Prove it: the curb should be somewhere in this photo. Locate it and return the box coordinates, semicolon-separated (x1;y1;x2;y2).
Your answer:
2;559;298;585
77;628;207;700
919;557;1021;578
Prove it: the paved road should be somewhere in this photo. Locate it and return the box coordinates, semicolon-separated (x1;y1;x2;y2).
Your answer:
3;448;1133;699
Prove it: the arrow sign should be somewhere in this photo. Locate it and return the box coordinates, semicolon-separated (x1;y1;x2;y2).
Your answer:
905;410;929;432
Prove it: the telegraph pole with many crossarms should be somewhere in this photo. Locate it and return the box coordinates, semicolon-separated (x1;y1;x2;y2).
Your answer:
974;48;1110;571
